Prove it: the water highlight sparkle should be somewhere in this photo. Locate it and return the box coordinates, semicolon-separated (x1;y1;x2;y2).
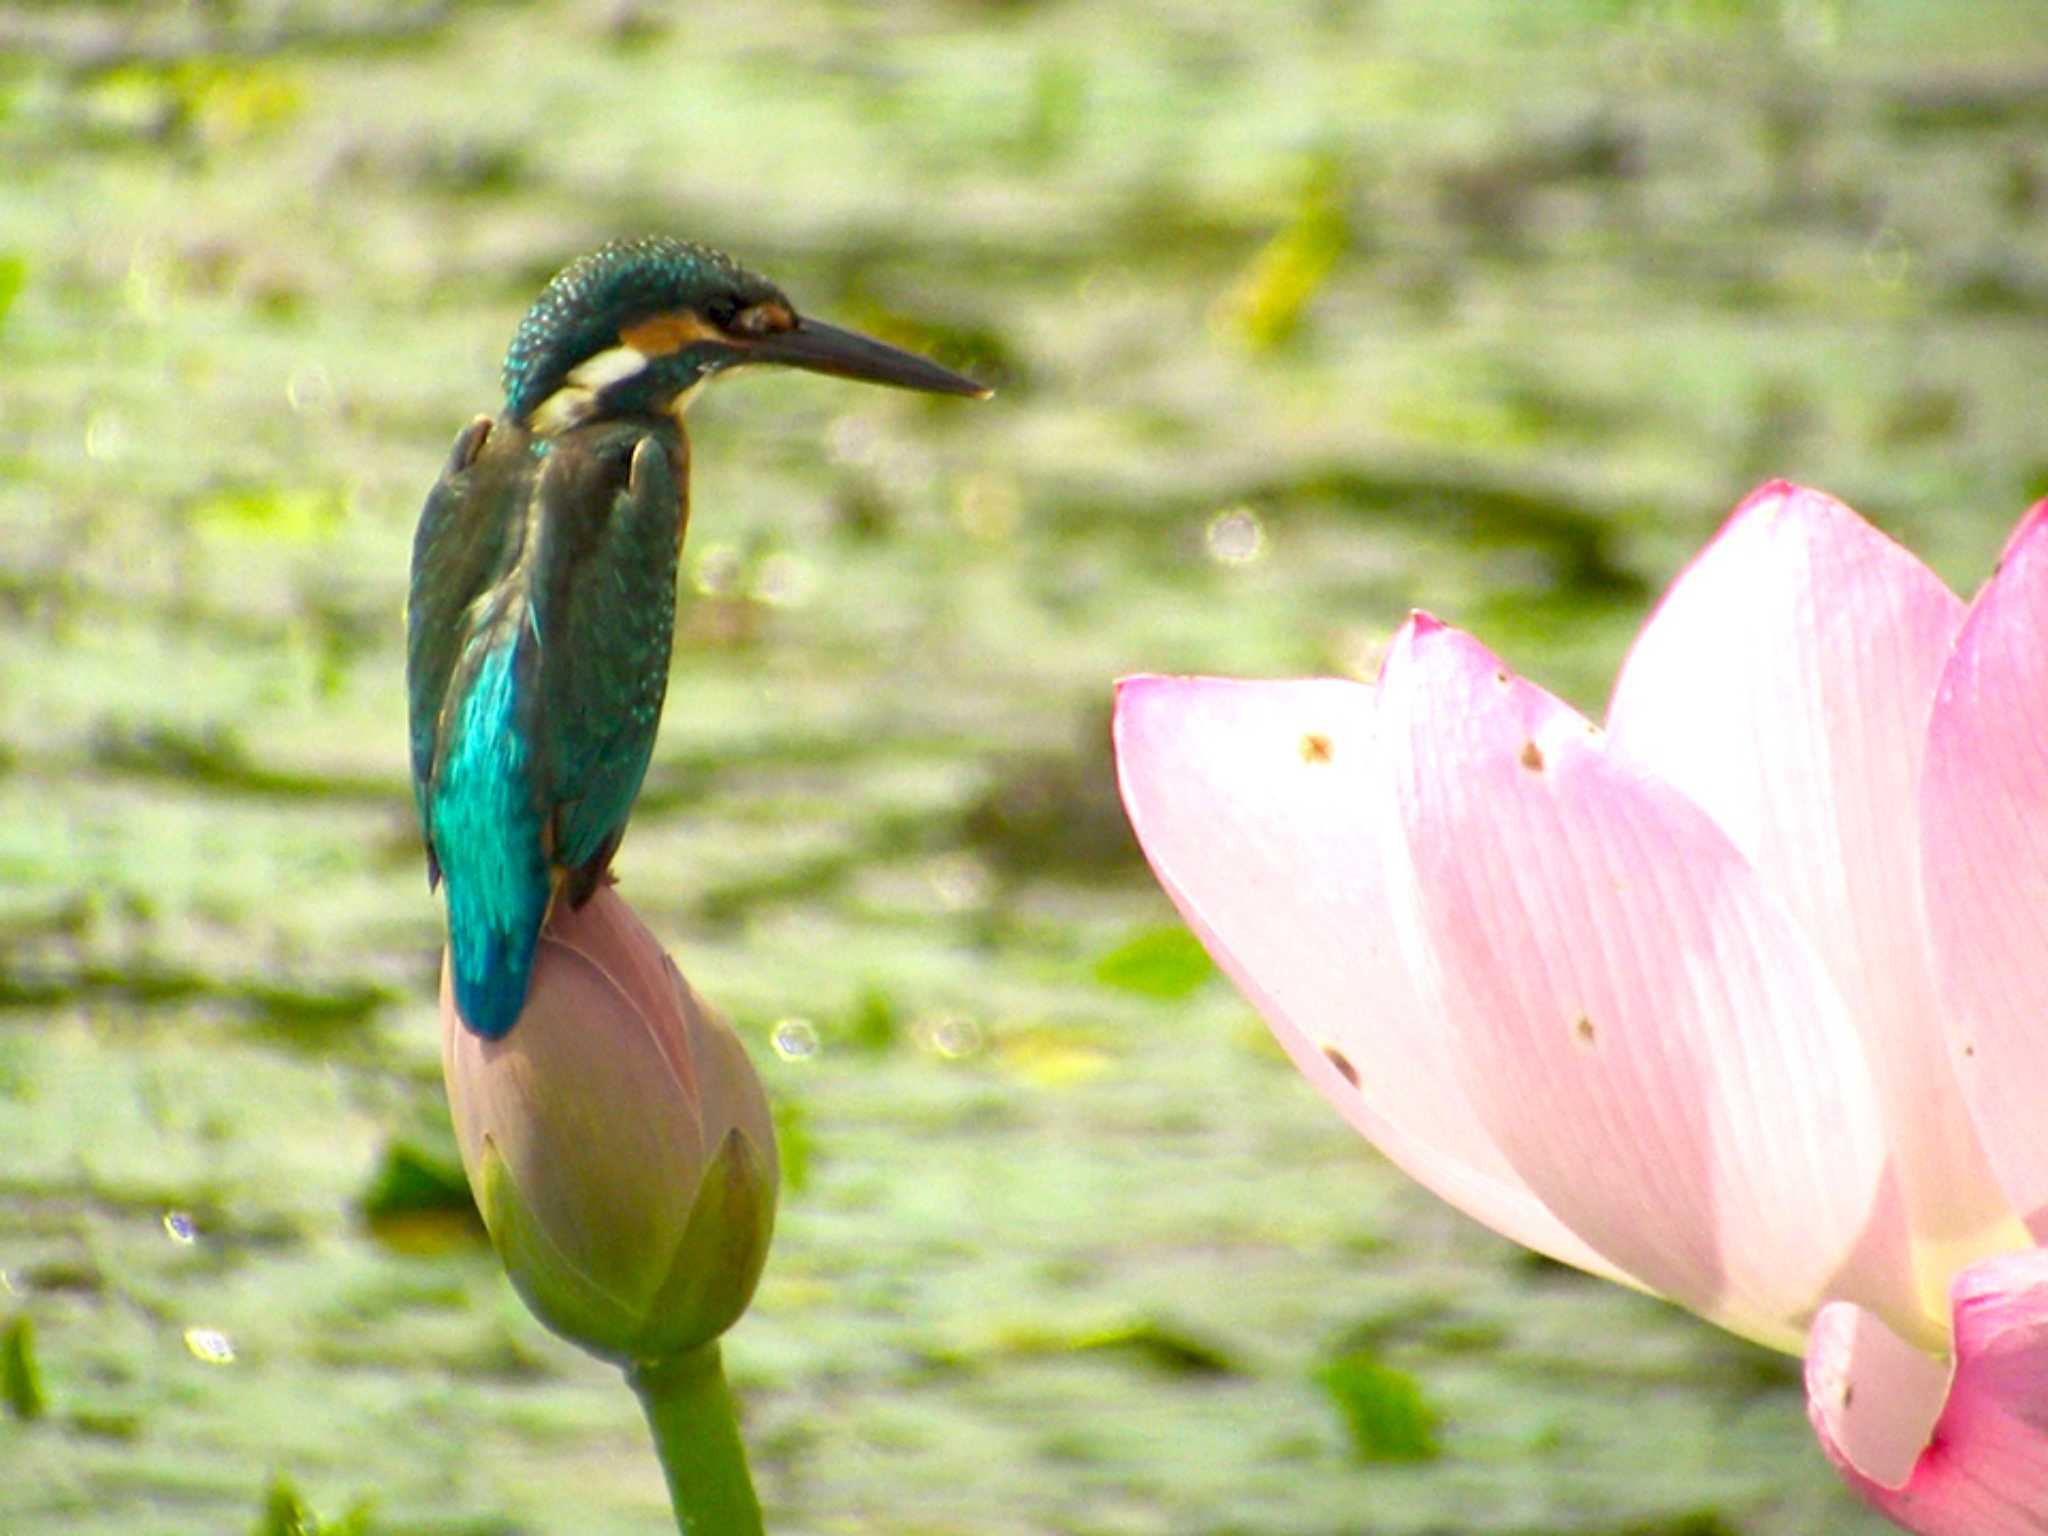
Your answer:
183;1327;235;1365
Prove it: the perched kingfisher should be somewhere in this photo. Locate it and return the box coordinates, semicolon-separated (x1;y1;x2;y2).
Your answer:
408;237;987;1039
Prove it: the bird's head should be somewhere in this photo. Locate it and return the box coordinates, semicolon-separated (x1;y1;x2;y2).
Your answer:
501;236;987;433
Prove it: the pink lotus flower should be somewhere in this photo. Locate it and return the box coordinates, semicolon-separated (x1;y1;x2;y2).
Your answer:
1114;482;2048;1534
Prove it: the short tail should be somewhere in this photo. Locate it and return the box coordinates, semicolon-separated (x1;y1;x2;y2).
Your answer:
448;880;547;1039
434;640;551;1040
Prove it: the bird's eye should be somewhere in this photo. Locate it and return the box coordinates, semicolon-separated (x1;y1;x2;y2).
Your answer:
704;296;741;330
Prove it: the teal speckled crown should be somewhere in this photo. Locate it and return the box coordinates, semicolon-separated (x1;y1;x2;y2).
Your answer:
500;237;783;420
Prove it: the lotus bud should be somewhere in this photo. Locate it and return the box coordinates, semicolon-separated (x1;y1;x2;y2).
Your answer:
441;884;778;1365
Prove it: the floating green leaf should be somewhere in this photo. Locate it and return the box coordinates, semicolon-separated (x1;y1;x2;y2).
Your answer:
1215;154;1349;351
1092;926;1214;999
251;1476;373;1536
1018;53;1086;166
0;255;24;338
189;484;347;542
1070;1320;1238;1376
846;986;900;1054
253;1478;315;1536
3;1314;45;1420
1314;1349;1442;1463
996;1317;1239;1376
1610;1513;1744;1536
94;61;304;149
771;1095;813;1195
360;1136;483;1250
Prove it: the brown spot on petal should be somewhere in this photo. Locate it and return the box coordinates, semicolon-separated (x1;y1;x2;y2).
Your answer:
1321;1043;1360;1088
1300;732;1333;764
1573;1015;1597;1047
1519;740;1545;772
1494;670;1510;687
1842;1382;1855;1409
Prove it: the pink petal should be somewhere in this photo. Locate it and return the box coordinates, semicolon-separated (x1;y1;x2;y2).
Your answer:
1113;674;1631;1286
1378;614;1889;1350
1607;481;2013;1333
1923;503;2048;1238
1808;1247;2048;1535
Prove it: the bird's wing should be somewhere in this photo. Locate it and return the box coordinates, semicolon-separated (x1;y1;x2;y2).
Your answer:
528;423;689;901
404;415;502;884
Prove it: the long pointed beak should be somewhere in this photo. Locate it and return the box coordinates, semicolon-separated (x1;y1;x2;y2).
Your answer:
744;317;991;398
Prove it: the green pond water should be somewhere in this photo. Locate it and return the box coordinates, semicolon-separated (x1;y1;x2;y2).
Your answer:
3;0;2046;1530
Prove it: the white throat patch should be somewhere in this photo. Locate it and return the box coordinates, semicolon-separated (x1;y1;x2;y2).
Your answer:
567;344;652;393
528;346;647;435
526;341;721;436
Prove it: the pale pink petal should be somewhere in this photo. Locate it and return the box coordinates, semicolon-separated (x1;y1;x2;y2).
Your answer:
1378;614;1888;1351
1113;674;1631;1287
1923;503;2048;1237
1607;481;2014;1333
1808;1248;2048;1535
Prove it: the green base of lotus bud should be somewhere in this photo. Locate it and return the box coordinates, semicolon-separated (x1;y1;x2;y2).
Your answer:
477;1123;774;1365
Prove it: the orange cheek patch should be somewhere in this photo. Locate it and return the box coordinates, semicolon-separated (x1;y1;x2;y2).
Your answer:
733;300;795;338
620;310;723;355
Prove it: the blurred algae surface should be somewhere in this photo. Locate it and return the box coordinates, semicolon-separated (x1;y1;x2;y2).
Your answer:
2;0;2046;1531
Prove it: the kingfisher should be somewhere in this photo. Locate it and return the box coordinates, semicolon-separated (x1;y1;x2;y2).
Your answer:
408;236;987;1039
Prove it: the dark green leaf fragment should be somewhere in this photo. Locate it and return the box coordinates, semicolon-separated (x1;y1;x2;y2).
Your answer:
3;1313;46;1420
1315;1349;1442;1463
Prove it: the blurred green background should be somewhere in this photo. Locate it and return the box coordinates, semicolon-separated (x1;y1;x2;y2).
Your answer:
3;0;2045;1531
